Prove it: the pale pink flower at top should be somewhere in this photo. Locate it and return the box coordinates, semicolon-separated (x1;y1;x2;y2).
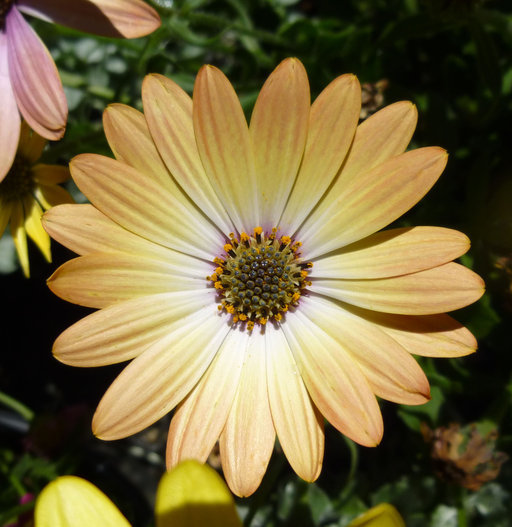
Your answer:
43;58;485;497
0;0;161;182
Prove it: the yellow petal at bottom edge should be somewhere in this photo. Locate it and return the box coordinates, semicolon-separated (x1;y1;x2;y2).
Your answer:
348;503;406;527
156;460;241;527
35;476;130;527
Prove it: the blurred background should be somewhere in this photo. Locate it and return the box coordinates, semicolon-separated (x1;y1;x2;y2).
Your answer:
1;0;512;525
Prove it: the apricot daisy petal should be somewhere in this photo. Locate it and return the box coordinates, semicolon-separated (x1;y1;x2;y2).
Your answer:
250;58;310;226
70;154;223;259
167;329;248;467
219;331;276;497
266;323;324;481
310;262;485;315
301;147;448;258
92;308;230;440
47;253;207;309
142;74;235;235
280;73;361;234
193;65;259;232
53;290;216;367
300;295;431;405
282;309;384;447
313;226;470;279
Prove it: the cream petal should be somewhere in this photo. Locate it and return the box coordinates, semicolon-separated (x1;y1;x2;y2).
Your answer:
47;252;207;309
10;200;29;277
92;307;230;440
266;323;324;481
298;101;418;251
42;204;210;282
299;295;430;405
249;58;310;226
193;65;260;232
281;309;383;447
53;289;216;367
18;0;160;38
23;195;51;262
219;330;276;497
6;7;67;140
70;154;223;259
310;262;485;315
142;74;234;235
0;32;20;183
343;305;477;357
102;104;224;247
301;147;448;259
312;226;470;279
166;329;248;467
280;73;361;234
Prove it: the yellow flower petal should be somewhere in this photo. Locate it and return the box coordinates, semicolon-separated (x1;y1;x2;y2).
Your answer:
280;73;361;234
155;460;241;527
220;331;276;497
348;503;406;527
47;252;207;308
10;200;29;277
34;184;73;210
310;262;485;315
93;308;230;440
17;121;46;163
193;65;259;232
313;226;470;279
249;58;310;225
32;164;70;185
35;475;130;527
167;329;247;467
70;154;224;259
282;309;383;447
0;200;13;237
53;289;216;367
266;323;324;481
142;73;234;235
23;195;51;262
301;147;448;258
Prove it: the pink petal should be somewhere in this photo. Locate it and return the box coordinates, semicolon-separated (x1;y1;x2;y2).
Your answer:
0;31;20;182
6;6;67;140
18;0;160;39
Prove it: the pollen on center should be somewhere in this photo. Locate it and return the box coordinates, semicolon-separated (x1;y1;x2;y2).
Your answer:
207;227;312;330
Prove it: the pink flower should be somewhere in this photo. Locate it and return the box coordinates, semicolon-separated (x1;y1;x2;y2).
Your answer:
0;0;161;182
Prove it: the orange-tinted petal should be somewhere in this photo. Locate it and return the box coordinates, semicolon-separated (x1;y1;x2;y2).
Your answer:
301;147;448;258
312;226;470;279
310;262;485;315
249;58;310;225
167;329;247;467
266;324;324;481
92;309;229;440
280;73;361;234
193;65;259;232
219;331;275;497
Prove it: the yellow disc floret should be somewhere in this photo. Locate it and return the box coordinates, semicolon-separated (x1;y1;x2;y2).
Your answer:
208;227;312;330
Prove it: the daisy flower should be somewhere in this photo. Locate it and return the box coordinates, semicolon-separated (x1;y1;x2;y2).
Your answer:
1;121;72;277
0;0;161;181
43;58;485;497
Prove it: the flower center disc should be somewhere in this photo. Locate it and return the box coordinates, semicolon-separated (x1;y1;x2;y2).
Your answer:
0;156;34;203
208;227;312;330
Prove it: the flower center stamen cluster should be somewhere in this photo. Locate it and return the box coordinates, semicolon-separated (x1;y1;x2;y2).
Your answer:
0;156;34;203
208;227;312;331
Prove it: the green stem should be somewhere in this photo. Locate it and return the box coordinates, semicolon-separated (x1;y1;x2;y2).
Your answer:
0;391;34;422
